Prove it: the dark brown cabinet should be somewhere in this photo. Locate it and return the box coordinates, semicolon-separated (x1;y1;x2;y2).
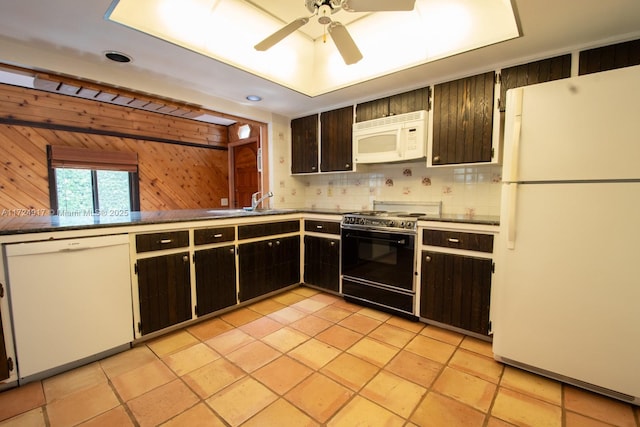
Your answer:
291;114;319;174
320;105;353;172
432;72;495;165
291;106;354;174
194;245;237;316
136;252;192;335
579;38;640;76
304;235;340;292
238;235;300;302
420;250;492;336
500;54;571;111
355;87;431;122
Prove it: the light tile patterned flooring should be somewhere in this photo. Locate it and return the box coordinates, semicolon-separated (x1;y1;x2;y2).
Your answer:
0;286;638;426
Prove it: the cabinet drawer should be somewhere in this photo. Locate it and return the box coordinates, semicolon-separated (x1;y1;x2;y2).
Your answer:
136;231;189;253
304;220;340;235
423;229;493;253
238;220;300;240
194;226;235;245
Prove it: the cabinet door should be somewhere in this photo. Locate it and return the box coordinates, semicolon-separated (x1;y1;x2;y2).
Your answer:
194;245;237;316
432;72;495;165
270;236;301;292
304;235;339;292
239;236;300;302
500;54;571;111
291;114;319;174
137;252;192;335
388;87;430;116
356;98;389;122
420;251;492;335
320;105;353;172
238;240;270;301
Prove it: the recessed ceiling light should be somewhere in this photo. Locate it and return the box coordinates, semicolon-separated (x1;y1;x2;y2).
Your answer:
246;95;262;102
105;51;132;63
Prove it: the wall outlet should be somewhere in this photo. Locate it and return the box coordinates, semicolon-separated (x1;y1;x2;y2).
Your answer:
221;198;229;206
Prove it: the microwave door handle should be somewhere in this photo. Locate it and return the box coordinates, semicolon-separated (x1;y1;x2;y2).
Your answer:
397;128;403;159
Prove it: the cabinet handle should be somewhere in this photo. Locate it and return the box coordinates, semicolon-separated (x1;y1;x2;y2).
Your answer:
433;155;440;163
330;241;336;247
182;255;189;262
311;166;317;171
214;233;223;238
345;163;350;168
159;239;173;244
276;240;281;245
268;242;273;247
316;225;323;229
229;248;235;254
425;255;432;262
447;238;460;243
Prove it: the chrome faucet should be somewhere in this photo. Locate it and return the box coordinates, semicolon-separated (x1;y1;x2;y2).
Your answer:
247;191;274;211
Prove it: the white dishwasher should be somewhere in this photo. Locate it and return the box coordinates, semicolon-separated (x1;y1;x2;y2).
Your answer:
4;234;134;382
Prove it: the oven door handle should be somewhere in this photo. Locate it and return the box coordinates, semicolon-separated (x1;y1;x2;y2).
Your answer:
344;233;407;245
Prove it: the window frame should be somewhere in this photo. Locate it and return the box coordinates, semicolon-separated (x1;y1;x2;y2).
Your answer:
47;145;140;214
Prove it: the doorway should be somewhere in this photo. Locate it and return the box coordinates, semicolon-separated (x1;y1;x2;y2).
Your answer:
229;137;259;209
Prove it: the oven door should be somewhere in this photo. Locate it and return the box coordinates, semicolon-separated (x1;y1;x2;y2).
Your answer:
341;227;415;291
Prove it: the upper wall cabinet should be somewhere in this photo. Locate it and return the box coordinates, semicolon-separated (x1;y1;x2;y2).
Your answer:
291;114;319;174
291;106;354;175
579;38;640;75
431;72;496;166
499;54;572;111
320;105;353;172
356;87;430;122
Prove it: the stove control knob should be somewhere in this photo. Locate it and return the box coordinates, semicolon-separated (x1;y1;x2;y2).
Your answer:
405;221;415;229
399;221;405;228
387;220;395;228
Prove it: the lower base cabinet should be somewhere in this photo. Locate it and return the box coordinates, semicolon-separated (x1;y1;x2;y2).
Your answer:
239;236;300;301
304;235;339;292
194;245;237;316
136;252;192;335
420;251;492;335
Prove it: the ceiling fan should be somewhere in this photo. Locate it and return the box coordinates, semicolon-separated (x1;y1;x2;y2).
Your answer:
254;0;416;65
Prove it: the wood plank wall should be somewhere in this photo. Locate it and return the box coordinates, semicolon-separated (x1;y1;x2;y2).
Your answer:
0;83;230;212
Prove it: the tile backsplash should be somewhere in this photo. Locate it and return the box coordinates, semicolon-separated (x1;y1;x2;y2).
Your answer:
273;161;502;218
269;117;502;218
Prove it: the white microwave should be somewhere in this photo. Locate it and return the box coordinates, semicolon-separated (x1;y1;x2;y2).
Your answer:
353;110;428;164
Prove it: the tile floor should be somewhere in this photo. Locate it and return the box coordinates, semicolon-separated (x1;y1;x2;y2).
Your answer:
0;286;638;426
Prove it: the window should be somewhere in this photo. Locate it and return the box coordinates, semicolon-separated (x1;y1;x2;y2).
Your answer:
48;145;140;215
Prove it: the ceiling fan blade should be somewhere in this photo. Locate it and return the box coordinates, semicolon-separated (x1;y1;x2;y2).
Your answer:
328;22;363;65
342;0;415;12
254;17;309;51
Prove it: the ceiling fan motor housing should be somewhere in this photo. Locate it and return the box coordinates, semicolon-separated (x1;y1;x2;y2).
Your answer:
305;0;342;15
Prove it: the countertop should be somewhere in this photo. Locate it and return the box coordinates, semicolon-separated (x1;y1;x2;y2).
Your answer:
0;208;499;236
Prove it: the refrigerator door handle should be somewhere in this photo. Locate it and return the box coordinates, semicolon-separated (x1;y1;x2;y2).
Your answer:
508;116;522;182
506;183;518;249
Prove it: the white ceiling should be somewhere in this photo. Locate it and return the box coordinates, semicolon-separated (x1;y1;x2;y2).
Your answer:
0;1;639;123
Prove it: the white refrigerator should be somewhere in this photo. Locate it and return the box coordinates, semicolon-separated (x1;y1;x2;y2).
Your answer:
491;65;640;404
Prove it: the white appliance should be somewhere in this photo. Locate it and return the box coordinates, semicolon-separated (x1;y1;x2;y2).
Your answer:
353;110;428;164
492;65;640;405
4;234;134;382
